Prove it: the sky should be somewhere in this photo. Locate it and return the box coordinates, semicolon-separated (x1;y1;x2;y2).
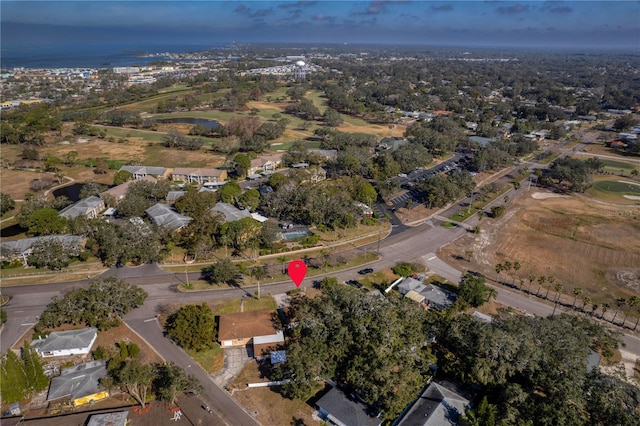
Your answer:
2;1;639;50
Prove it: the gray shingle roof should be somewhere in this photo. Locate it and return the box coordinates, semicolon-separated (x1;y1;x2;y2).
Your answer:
119;165;169;177
59;196;104;219
145;203;191;230
47;360;106;401
397;382;470;426
87;411;129;426
31;327;97;354
0;235;83;257
398;278;457;309
211;202;252;222
317;387;380;426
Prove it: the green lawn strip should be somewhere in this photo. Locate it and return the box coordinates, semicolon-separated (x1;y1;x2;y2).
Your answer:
211;296;277;315
305;90;328;114
271;139;321;151
186;344;224;374
598;159;639;173
592;180;640;194
538;152;562;165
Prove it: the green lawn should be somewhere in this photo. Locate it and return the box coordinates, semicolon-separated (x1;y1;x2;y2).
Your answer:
210;297;277;315
99;126;167;142
598;159;639;173
306;90;328;114
591;180;640;195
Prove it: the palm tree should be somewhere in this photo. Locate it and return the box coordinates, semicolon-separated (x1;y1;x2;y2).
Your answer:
611;298;626;324
518;278;525;292
250;266;266;299
544;276;556;300
512;261;521;285
582;295;592;313
601;303;610;320
537;276;546;296
277;256;287;275
622;295;639;328
485;287;498;303
591;304;598;317
527;274;536;294
503;261;512;283
552;283;563;315
572;287;583;310
495;263;503;283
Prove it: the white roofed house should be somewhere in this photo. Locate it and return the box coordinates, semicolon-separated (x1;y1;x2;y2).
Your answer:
31;327;98;358
59;196;105;220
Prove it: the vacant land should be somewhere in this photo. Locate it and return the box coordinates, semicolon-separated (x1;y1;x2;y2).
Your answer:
440;192;640;308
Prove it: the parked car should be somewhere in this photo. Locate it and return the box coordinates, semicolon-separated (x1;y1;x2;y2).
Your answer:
346;280;364;289
358;268;374;275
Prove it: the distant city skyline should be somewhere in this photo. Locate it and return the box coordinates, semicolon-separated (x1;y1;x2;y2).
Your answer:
2;1;639;50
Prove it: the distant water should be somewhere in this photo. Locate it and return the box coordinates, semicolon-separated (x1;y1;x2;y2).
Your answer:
1;42;223;69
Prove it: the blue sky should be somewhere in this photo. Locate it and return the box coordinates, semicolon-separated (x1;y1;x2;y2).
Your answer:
2;1;639;49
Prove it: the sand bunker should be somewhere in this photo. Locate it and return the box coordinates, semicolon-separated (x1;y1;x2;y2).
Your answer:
531;192;570;200
623;195;640;200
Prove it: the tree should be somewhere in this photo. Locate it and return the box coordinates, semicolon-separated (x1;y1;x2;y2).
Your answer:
0;192;16;215
572;287;583;310
23;208;67;236
28;237;78;270
392;263;417;277
165;304;215;351
250;266;266;299
21;341;49;396
512;261;521;284
545;276;556;300
233;153;251;177
217;181;242;204
79;181;107;199
527;274;536;294
458;272;495;308
109;359;154;407
537;275;546;296
622;295;639;327
582;296;592;313
611;298;626;324
204;258;237;285
323;108;343;127
95;158;109;174
113;170;132;185
601;303;610;320
154;362;201;406
494;263;503;283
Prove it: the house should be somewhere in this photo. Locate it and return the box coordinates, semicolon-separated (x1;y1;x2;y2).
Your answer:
101;175;157;205
210;202;252;222
396;381;470;426
46;360;109;407
118;165;172;180
247;154;283;176
145;203;192;231
218;310;284;358
166;190;186;203
87;411;128;426
397;278;457;310
316;386;381;426
31;327;97;358
0;235;84;265
171;167;227;184
469;136;496;148
59;196;105;220
309;149;338;161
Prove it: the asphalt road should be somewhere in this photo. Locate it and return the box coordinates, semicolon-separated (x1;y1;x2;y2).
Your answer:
3;167;640;421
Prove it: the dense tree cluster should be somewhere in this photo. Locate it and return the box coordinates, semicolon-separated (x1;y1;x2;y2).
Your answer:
0;103;61;145
162;129;204;151
35;277;147;331
276;280;437;420
418;169;474;208
546;157;603;192
0;192;16;216
165;304;216;351
0;342;49;403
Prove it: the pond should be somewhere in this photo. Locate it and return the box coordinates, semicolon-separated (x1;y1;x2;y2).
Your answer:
156;117;221;129
52;182;85;202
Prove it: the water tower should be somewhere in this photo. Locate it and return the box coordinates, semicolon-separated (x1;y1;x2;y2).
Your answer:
294;60;306;81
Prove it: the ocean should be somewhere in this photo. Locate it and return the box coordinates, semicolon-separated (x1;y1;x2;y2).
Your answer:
0;42;223;70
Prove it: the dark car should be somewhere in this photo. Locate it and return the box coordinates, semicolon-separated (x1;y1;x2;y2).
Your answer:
358;268;374;275
346;280;364;289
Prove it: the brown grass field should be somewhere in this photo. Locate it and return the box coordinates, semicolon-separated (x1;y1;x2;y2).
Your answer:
439;191;640;308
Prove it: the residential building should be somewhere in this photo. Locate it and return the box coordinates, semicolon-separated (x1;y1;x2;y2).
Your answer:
218;310;284;358
397;278;457;310
101;175;157;205
171;167;227;184
31;327;98;358
396;381;470;426
47;360;109;407
210;202;252;222
316;386;381;426
0;235;84;265
145;203;192;231
118;165;172;180
247;154;283;176
309;149;338;161
58;196;105;220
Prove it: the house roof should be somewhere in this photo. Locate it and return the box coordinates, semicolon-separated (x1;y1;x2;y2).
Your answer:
102;175;157;201
119;165;169;176
317;386;380;426
405;290;426;303
166;191;186;203
145;203;192;230
211;202;252;222
172;167;226;178
31;327;97;354
398;278;457;309
218;310;281;341
47;360;106;401
397;382;470;426
59;196;104;219
398;277;424;295
0;235;83;257
87;411;129;426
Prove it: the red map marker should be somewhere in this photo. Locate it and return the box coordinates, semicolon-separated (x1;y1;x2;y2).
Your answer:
287;260;307;288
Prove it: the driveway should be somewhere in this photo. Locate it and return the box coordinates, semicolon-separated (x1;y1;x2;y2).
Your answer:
213;346;252;387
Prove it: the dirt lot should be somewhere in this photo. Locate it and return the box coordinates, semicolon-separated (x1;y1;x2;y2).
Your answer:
439;191;640;307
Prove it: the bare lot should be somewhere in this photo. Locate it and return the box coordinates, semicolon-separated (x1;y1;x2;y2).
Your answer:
439;192;640;307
